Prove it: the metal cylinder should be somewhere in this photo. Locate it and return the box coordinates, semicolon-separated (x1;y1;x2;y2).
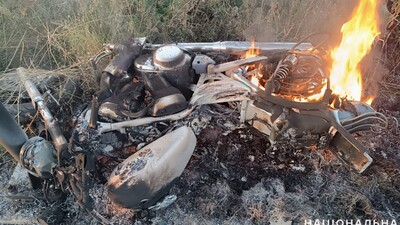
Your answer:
153;45;185;68
141;73;188;117
146;41;313;55
102;41;142;78
0;102;28;162
18;68;68;164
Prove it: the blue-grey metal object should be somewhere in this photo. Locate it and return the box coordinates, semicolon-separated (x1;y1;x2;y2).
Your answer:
0;102;28;162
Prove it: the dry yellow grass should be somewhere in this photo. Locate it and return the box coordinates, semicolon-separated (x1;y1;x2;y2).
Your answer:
0;0;359;72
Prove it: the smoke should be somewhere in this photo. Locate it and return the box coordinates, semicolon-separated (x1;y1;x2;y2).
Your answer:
241;0;358;45
361;1;391;101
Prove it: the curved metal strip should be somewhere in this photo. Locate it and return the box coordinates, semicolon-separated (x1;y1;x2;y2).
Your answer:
189;74;251;106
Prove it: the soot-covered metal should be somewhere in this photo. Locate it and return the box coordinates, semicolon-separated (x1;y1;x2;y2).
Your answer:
0;37;388;225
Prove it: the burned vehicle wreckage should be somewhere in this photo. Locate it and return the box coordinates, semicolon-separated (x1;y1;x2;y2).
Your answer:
0;37;388;224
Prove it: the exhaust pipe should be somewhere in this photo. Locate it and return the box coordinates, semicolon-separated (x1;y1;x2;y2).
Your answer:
18;68;67;165
0;69;60;179
145;41;313;55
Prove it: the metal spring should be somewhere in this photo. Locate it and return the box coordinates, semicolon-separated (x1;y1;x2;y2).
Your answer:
275;64;290;80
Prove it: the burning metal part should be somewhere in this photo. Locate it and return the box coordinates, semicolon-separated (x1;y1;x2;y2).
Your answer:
0;29;387;223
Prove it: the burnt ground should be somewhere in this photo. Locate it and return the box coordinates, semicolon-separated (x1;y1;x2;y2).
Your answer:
2;101;399;225
124;108;400;225
0;54;400;225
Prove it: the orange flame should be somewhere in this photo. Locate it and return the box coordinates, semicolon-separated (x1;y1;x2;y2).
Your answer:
246;38;264;88
365;97;374;105
329;0;380;103
246;38;260;58
244;1;379;105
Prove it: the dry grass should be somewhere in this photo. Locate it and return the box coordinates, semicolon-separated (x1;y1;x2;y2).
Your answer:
0;0;358;73
377;0;400;97
0;0;363;109
0;68;82;102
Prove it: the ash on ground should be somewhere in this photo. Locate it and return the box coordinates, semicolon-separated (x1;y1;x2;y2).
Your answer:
50;103;399;225
1;103;399;225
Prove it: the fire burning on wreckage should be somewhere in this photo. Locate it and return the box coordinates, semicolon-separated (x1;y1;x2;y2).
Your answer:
0;0;397;224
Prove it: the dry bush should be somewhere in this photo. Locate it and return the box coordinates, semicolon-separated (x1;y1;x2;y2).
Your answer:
0;0;360;72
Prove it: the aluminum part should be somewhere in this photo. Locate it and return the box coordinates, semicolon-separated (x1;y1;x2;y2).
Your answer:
230;69;259;92
153;46;185;68
337;101;375;121
207;56;268;73
329;129;373;173
337;102;388;133
96;109;194;134
98;102;123;121
134;54;155;71
150;93;188;116
192;54;216;74
19;137;57;179
96;73;252;133
133;37;148;46
135;46;195;95
361;152;373;172
107;126;196;209
146;41;313;55
18;68;68;163
105;41;142;74
189;73;252;106
243;101;273;136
